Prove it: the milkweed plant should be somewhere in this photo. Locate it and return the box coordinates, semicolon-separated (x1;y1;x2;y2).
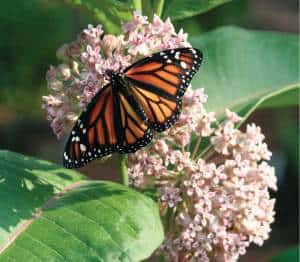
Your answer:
42;11;277;262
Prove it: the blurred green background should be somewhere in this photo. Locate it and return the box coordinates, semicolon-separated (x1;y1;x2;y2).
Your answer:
0;0;298;261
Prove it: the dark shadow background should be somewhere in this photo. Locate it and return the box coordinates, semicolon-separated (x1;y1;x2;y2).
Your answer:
0;0;298;261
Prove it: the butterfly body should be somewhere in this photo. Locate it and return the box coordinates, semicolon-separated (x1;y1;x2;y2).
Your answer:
64;47;203;168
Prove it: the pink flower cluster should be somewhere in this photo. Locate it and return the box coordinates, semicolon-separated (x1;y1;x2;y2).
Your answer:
127;88;277;261
42;12;190;139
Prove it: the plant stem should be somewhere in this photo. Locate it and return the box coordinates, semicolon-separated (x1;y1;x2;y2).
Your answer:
119;155;129;186
153;0;165;17
200;146;216;161
142;0;153;17
191;137;201;160
133;0;142;12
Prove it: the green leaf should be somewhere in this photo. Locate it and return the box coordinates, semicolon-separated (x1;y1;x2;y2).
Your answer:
163;0;232;21
190;26;299;120
271;246;299;262
0;151;164;261
63;0;133;33
0;150;84;246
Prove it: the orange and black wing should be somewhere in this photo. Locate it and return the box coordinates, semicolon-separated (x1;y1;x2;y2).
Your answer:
124;48;202;132
63;82;152;169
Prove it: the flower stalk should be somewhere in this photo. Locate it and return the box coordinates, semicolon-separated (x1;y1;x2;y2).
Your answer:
191;137;201;160
132;0;142;12
119;155;129;186
154;0;165;17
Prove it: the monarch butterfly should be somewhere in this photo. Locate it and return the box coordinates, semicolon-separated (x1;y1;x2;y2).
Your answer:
64;47;203;168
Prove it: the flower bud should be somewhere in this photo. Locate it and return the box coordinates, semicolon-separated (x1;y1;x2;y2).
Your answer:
65;112;78;122
56;44;68;61
71;61;80;75
58;64;71;80
46;65;57;81
67;41;82;57
48;79;63;91
101;34;122;53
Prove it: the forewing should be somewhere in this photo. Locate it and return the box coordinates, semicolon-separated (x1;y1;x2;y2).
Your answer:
124;47;202;131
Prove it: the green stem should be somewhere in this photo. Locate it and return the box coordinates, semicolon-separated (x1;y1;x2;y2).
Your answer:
163;207;174;233
142;0;152;17
191;137;201;160
133;0;142;12
153;0;165;17
119;155;129;186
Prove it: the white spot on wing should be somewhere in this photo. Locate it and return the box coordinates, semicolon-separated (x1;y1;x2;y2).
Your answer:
181;61;187;69
80;144;87;152
64;152;68;160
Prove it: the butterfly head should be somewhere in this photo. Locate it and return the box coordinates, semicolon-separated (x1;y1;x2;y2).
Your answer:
106;69;125;90
106;70;120;80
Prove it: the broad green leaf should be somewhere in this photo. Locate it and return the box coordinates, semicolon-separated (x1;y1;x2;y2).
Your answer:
63;0;133;33
163;0;232;21
190;26;299;120
0;150;84;246
271;246;299;262
0;151;164;261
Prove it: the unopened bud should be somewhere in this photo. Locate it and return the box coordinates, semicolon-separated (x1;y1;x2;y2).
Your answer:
101;34;124;54
67;41;82;57
48;79;63;91
56;44;68;61
58;64;71;80
71;61;80;75
65;112;78;122
46;65;57;81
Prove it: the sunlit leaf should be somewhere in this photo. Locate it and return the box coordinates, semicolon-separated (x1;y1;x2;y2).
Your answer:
190;26;299;121
0;151;164;261
63;0;133;33
163;0;232;20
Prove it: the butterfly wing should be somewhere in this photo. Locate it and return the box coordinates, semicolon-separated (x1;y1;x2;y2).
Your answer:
124;48;202;132
63;81;152;168
117;86;153;154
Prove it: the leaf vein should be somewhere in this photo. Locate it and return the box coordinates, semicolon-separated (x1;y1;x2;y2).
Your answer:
40;216;104;261
23;231;65;260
